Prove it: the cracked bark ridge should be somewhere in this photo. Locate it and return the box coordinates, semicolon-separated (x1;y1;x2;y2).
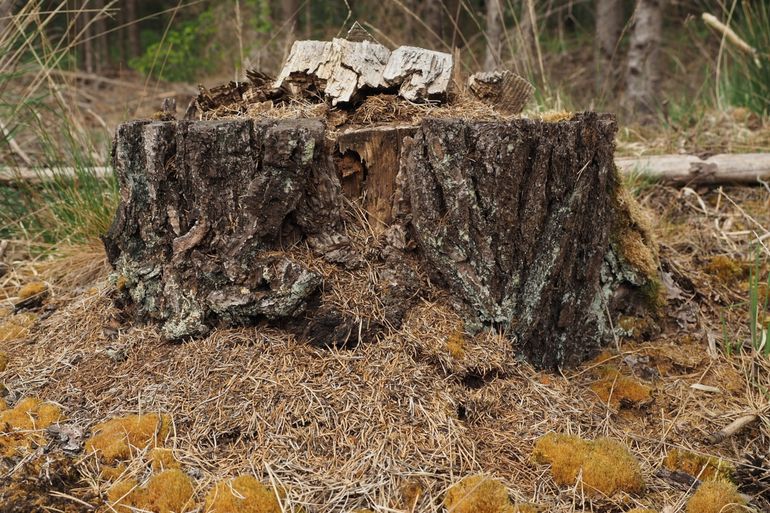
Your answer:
401;113;651;368
103;118;339;339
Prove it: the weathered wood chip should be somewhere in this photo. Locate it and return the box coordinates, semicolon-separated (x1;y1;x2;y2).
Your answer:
467;70;534;115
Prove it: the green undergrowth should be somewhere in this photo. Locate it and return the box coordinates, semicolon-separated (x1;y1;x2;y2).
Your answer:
0;2;116;250
718;2;770;116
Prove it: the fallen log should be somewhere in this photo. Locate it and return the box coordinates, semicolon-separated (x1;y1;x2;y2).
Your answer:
4;153;770;187
615;153;770;185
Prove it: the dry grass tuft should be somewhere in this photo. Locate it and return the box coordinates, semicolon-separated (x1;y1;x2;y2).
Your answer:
532;433;645;497
84;413;171;464
204;475;284;513
685;480;745;513
444;475;515;513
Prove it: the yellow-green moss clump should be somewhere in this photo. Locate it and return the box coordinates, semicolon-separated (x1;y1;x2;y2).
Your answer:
446;329;466;360
612;187;663;310
0;313;37;342
685;480;745;513
149;447;181;471
107;468;195;513
590;367;652;408
664;448;734;481
17;281;48;301
0;397;63;456
703;256;744;285
540;111;573;122
512;504;540;513
85;413;171;463
204;475;283;513
444;475;515;513
532;433;645;497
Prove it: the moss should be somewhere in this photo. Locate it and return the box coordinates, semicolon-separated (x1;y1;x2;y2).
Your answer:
115;274;129;291
204;475;283;513
108;469;195;513
512;503;540;513
149;447;181;471
703;256;744;285
85;413;171;463
101;462;128;481
590;366;652;408
539;111;573;122
446;329;466;360
443;475;515;513
17;281;48;301
663;448;734;482
400;480;423;510
0;397;63;457
685;480;745;513
532;433;645;496
0;313;37;342
611;185;663;310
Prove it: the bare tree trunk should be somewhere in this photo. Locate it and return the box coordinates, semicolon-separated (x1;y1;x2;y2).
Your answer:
483;0;503;71
595;0;624;93
518;0;537;58
81;7;94;73
125;0;140;60
93;0;108;73
424;0;444;45
626;0;663;116
0;0;13;35
282;0;299;46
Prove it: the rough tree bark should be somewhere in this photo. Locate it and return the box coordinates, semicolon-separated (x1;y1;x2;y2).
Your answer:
626;0;663;116
104;114;660;369
595;0;624;93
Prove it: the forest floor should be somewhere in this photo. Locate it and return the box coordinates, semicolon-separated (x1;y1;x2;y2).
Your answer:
1;175;769;513
1;73;770;513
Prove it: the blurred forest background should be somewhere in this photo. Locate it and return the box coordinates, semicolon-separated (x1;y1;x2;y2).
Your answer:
1;0;768;246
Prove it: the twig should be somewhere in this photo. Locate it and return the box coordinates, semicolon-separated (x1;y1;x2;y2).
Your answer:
702;13;759;59
706;414;759;444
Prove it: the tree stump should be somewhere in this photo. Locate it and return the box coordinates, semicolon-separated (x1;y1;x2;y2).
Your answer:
104;112;660;369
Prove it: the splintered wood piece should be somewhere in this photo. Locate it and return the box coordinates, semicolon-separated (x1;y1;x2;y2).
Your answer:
337;125;418;232
383;46;453;102
467;70;534;114
275;39;390;105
